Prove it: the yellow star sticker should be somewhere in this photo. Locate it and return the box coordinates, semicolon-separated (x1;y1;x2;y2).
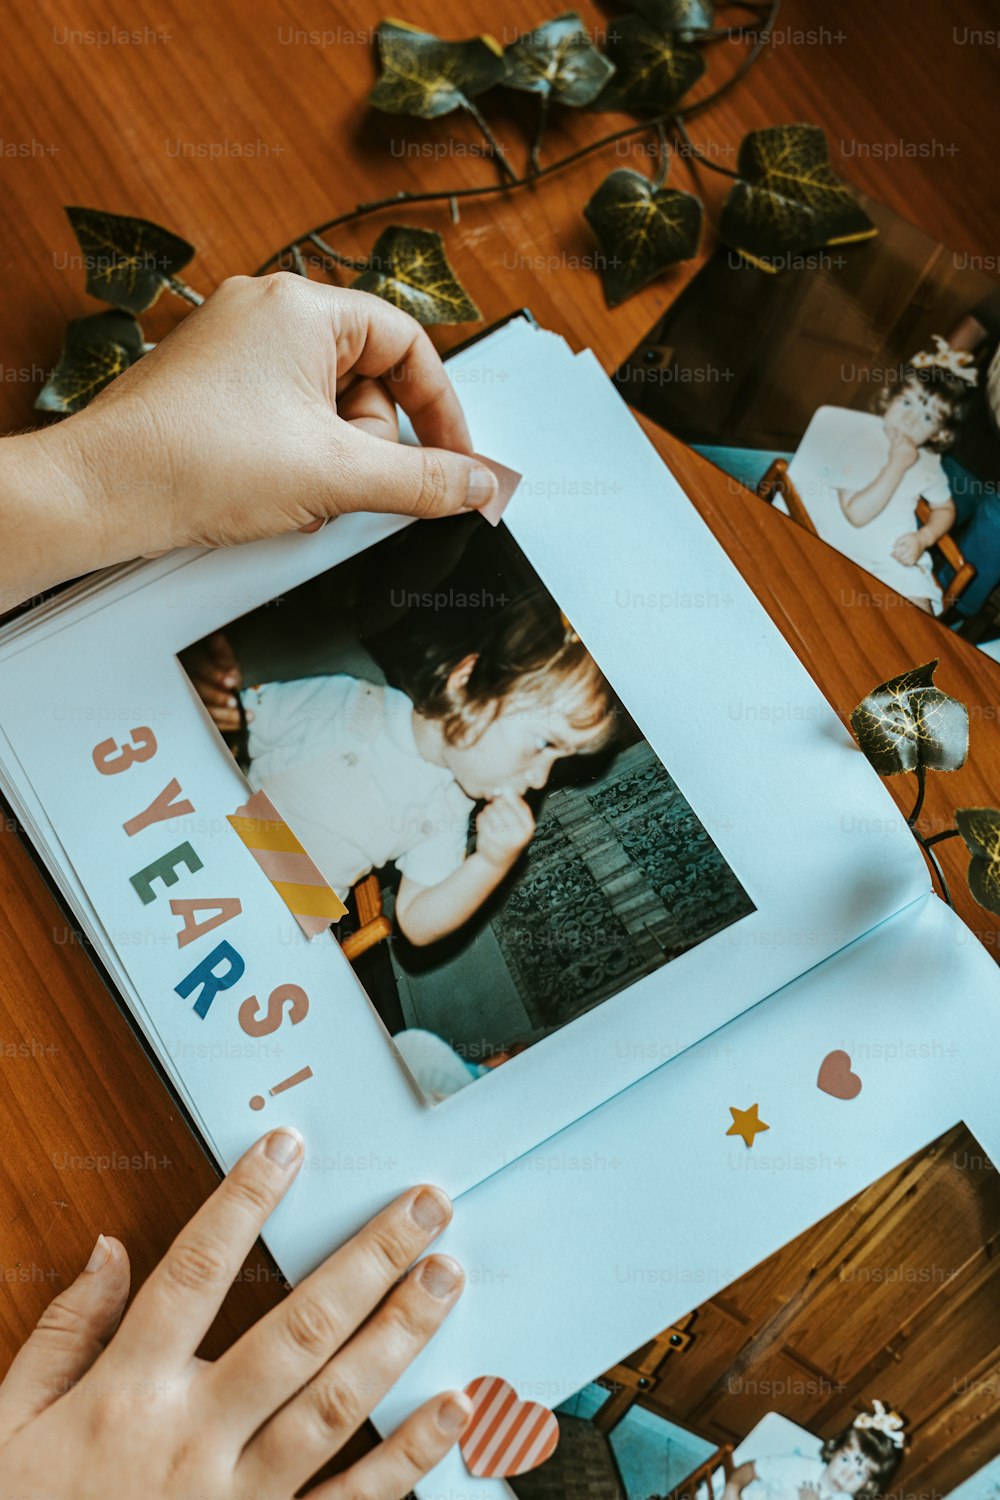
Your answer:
727;1103;769;1148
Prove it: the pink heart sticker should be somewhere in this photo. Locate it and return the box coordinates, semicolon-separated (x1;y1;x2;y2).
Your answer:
817;1049;863;1100
460;1375;559;1477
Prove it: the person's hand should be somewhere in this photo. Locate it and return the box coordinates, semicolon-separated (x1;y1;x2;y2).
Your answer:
474;790;535;871
0;1127;471;1500
184;631;245;733
887;429;920;471
891;530;926;566
3;277;499;609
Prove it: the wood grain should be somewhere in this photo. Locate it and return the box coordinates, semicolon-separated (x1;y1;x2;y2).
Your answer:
0;0;998;1468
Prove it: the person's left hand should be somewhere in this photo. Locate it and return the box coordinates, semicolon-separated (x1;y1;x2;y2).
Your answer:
5;278;499;608
891;531;926;566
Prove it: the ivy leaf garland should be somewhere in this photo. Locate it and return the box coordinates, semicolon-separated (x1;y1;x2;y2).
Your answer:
500;12;615;104
65;206;201;312
622;0;715;35
40;8;888;417
955;809;1000;916
584;165;702;306
368;20;505;117
35;310;145;414
352;226;480;324
849;660;969;777
719;124;877;270
500;11;615;167
591;15;705;113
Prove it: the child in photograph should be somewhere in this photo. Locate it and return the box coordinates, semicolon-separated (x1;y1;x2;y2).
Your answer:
190;590;617;947
722;1403;907;1500
785;339;977;612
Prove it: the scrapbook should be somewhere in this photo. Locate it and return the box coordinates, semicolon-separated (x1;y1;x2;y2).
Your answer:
0;312;998;1500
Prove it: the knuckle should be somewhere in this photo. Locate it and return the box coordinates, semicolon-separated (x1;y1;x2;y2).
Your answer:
35;1292;86;1345
394;1429;434;1481
164;1235;229;1292
217;273;254;299
364;1221;414;1283
225;1170;275;1220
310;1375;362;1438
413;450;448;518
283;1294;340;1358
382;1295;427;1350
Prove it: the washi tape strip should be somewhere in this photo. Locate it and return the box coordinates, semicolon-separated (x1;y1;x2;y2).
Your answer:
460;1376;559;1478
227;789;347;939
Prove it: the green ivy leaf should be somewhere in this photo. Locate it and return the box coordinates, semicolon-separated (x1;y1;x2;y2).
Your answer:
352;226;480;324
584;166;702;307
622;0;714;35
35;311;145;415
65;206;196;313
955;808;1000;915
368;19;505;117
849;660;969;777
719;124;877;271
500;12;615;106
590;15;704;112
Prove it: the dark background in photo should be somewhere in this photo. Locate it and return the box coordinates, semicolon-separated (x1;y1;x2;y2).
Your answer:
615;197;1000;651
180;515;755;1099
510;1121;1000;1500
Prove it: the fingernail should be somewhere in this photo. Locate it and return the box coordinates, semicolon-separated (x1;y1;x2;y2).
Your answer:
85;1234;110;1274
420;1255;463;1299
265;1127;304;1169
437;1393;473;1436
411;1187;450;1232
466;465;498;508
223;673;238;687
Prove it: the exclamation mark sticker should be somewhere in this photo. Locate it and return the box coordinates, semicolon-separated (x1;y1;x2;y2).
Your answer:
250;1066;314;1111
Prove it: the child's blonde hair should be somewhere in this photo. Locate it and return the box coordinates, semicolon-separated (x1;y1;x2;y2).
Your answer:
409;589;618;753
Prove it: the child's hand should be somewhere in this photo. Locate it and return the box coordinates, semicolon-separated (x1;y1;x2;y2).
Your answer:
887;429;920;471
184;631;245;733
0;1128;470;1500
891;531;926;567
475;790;536;871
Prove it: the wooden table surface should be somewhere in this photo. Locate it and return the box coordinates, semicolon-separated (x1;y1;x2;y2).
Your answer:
1;0;999;1459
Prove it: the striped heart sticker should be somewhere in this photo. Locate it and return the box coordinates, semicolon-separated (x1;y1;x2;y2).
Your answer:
460;1376;559;1478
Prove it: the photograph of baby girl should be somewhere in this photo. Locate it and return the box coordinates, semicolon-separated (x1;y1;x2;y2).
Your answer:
508;1119;1000;1500
179;512;754;1104
615;196;1000;659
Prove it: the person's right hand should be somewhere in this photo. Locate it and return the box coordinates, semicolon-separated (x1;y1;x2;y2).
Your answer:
0;1127;471;1500
887;429;920;470
475;789;536;871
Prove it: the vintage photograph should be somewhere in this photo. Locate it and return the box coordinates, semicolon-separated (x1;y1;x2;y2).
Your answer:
510;1121;1000;1500
179;514;754;1104
615;198;1000;658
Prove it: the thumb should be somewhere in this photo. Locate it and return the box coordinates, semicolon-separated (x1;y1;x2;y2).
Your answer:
0;1235;131;1438
329;423;499;520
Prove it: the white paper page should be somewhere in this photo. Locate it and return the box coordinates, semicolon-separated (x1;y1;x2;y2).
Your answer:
364;892;1000;1499
0;318;929;1246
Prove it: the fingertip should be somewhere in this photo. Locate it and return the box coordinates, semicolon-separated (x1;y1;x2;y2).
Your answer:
436;1390;474;1437
262;1125;305;1172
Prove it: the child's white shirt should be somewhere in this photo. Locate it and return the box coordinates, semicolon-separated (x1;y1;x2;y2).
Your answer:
240;674;475;900
784;406;953;611
745;1453;835;1500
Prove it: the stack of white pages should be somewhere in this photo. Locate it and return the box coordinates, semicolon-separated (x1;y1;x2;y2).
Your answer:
0;314;997;1500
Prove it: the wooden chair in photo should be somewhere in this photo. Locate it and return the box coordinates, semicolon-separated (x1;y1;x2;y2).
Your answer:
657;1444;734;1500
756;459;977;610
340;873;392;960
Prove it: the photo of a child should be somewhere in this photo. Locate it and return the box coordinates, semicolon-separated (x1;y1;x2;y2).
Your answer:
508;1121;999;1500
779;343;976;613
180;513;754;1104
615;197;1000;653
725;1405;906;1500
